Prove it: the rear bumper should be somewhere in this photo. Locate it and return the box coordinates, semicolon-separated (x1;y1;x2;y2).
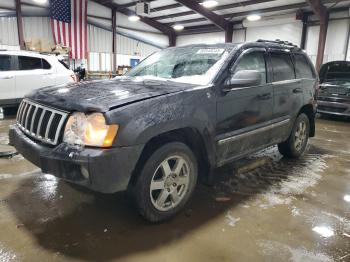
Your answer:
9;124;144;193
317;97;350;116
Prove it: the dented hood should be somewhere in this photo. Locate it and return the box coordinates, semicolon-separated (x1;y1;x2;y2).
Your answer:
27;78;190;112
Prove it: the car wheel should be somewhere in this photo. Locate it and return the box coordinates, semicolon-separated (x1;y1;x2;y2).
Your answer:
133;142;198;223
278;113;310;158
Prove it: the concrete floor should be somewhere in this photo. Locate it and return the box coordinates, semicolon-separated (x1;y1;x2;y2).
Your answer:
0;114;349;262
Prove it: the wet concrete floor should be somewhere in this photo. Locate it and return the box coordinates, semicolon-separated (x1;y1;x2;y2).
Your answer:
0;114;349;261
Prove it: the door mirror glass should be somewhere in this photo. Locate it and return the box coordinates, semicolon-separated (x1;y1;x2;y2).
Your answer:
225;70;262;89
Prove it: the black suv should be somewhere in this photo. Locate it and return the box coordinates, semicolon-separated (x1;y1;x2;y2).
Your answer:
9;40;318;222
318;61;350;116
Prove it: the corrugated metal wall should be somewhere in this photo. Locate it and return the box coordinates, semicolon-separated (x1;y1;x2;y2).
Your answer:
306;19;349;64
23;17;53;43
0;17;18;46
87;24;159;56
88;25;112;53
87;24;159;71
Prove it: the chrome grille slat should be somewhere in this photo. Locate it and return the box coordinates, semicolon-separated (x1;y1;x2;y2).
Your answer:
16;99;69;146
45;113;55;140
20;103;28;125
37;109;46;137
17;101;24;120
24;104;32;130
30;107;38;133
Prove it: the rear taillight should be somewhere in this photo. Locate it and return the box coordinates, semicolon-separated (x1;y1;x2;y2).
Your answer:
70;74;77;82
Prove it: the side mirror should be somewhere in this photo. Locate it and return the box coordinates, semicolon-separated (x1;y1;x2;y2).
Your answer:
224;70;262;91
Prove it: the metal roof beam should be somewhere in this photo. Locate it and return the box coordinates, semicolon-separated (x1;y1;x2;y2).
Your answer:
92;0;176;46
175;0;230;30
153;0;275;21
165;0;345;26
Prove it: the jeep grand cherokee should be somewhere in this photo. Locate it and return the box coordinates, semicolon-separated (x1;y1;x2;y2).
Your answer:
9;40;318;222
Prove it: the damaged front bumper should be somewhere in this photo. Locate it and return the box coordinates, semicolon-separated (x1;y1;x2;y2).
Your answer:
318;96;350;116
9;124;144;193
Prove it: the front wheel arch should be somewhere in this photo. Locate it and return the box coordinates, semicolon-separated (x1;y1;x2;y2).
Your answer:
128;127;213;190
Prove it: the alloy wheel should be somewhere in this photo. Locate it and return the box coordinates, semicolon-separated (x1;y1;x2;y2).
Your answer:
149;155;190;211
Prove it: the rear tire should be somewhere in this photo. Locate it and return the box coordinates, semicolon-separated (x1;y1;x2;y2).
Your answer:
278;113;310;158
133;142;198;223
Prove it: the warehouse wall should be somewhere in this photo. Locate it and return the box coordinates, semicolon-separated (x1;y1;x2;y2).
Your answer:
177;11;349;66
87;24;160;71
178;14;303;46
0;17;18;47
0;16;160;71
306;19;349;64
23;17;54;43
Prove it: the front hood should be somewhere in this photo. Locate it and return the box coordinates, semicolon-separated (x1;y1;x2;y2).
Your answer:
27;78;192;112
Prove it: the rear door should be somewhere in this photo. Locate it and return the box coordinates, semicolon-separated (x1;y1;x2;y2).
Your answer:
14;55;55;98
0;54;16;102
216;48;274;165
269;50;303;143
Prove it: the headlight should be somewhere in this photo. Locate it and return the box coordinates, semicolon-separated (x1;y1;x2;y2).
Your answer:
63;112;118;147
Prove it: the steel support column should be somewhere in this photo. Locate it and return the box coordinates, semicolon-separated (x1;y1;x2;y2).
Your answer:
112;9;117;74
15;0;25;50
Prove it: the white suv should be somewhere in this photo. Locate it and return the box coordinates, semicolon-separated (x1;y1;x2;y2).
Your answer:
0;51;76;107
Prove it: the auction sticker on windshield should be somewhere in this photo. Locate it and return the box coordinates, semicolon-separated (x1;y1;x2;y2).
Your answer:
196;49;225;55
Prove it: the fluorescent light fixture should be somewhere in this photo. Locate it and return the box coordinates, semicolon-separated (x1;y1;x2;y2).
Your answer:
128;15;140;22
33;0;47;3
173;24;184;31
201;0;218;8
247;14;261;21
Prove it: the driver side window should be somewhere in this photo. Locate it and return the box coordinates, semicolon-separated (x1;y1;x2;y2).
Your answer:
231;51;267;85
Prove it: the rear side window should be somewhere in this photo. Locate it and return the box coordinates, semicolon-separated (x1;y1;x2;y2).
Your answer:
294;54;314;79
18;56;42;70
0;55;12;71
232;51;267;85
42;59;51;69
270;53;295;82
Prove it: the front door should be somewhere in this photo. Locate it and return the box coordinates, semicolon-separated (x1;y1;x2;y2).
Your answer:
215;48;273;166
0;55;16;103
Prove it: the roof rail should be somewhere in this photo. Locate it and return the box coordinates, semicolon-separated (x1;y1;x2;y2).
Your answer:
257;39;299;48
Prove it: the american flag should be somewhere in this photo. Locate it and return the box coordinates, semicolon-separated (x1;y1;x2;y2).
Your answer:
50;0;88;60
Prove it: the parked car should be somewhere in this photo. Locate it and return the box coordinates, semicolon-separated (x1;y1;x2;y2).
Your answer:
318;61;350;116
0;50;76;107
9;40;318;222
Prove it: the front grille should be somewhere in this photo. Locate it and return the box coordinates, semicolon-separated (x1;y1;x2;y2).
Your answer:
16;99;69;145
325;86;348;95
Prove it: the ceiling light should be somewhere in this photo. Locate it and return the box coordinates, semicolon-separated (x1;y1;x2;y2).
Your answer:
128;15;140;22
173;24;184;31
247;14;261;21
33;0;47;3
201;0;218;9
344;195;350;202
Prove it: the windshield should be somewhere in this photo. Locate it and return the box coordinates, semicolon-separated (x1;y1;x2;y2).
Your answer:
323;62;350;82
126;46;233;85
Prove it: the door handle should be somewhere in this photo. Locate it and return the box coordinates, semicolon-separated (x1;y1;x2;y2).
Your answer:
257;93;271;100
0;76;14;79
293;88;303;94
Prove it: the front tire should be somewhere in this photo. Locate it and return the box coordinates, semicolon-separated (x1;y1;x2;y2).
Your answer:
133;142;198;223
278;113;310;158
